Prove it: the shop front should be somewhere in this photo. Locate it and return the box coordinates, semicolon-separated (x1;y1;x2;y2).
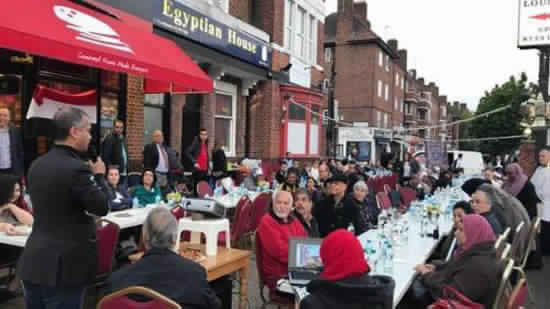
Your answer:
0;0;212;172
280;85;323;159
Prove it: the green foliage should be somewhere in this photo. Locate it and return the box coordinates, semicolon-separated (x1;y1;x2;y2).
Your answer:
470;73;531;155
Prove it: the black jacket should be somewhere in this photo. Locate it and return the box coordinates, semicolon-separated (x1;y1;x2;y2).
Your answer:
294;211;320;238
106;248;221;309
106;183;132;211
7;125;24;176
143;143;169;171
314;195;363;237
185;138;209;169
212;149;227;175
17;145;109;287
101;133;127;173
301;275;395;309
422;241;499;308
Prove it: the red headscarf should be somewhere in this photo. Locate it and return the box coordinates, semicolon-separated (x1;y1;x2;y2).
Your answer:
455;214;496;257
320;229;370;281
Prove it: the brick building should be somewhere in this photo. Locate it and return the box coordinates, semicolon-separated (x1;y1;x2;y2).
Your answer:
404;69;450;152
94;0;327;172
324;0;407;159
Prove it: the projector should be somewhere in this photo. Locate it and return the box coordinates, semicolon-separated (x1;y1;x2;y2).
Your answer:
182;198;225;218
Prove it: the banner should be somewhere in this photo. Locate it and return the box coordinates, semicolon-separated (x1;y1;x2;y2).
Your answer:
425;140;448;169
26;85;97;123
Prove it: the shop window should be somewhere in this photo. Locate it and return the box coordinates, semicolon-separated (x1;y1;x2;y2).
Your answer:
289;102;306;121
215;93;235;155
310;105;320;154
144;94;164;145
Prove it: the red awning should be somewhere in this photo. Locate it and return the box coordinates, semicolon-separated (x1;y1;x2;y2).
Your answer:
0;0;213;93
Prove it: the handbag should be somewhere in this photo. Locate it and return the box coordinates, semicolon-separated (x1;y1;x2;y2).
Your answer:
428;285;484;309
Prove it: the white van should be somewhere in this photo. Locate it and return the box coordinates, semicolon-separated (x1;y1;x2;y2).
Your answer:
413;150;484;176
448;151;485;176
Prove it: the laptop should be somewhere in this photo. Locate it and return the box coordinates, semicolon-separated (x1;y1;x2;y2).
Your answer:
288;238;323;286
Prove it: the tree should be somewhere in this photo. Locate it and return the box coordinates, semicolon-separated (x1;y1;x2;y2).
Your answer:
470;73;532;155
448;104;477;151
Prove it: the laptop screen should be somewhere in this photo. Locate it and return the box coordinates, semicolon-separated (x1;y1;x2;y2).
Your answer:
289;238;323;269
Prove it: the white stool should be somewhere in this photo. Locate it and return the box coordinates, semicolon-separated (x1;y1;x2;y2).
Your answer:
179;218;230;256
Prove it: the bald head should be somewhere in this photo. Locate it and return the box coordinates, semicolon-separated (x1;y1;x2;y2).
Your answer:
152;130;164;144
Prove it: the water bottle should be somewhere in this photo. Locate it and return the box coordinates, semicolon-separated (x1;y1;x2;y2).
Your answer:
155;195;161;204
383;239;393;274
132;197;140;209
347;223;355;234
420;212;427;237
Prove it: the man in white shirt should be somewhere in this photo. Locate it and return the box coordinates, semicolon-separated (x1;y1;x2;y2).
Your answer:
143;130;170;187
530;147;550;255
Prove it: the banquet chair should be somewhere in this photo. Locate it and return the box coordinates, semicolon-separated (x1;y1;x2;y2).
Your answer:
250;193;272;232
95;219;121;283
493;259;514;309
501;227;511;242
376;192;392;210
506;278;528;309
97;286;181;309
231;198;253;249
399;187;417;210
501;243;512;262
170;205;187;220
515;218;541;276
383;184;392;195
254;233;293;309
509;221;525;264
495;234;506;258
196;181;213;198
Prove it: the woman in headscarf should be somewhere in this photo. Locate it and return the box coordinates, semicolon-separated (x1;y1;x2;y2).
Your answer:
502;163;538;219
411;214;500;308
300;229;394;309
351;181;379;233
502;163;543;268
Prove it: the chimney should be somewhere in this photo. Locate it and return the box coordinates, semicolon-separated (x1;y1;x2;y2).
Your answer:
453;101;459;109
354;0;368;21
337;0;353;16
460;103;467;112
388;39;398;52
409;69;417;79
398;49;407;69
418;77;425;86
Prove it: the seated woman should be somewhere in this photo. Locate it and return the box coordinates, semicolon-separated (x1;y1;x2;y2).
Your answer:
351;181;379;233
306;176;323;205
106;166;132;211
0;174;34;292
433;201;473;260
300;229;394;309
257;190;306;292
132;169;162;207
411;214;499;308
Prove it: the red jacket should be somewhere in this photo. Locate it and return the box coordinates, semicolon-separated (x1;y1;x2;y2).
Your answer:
257;213;307;289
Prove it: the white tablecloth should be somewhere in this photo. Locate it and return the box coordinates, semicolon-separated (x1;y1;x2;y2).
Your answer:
212;191;262;208
0;207;155;248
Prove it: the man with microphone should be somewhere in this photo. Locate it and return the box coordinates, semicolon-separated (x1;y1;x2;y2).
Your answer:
18;107;109;308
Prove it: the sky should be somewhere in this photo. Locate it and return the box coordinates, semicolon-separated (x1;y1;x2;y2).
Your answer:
325;0;539;110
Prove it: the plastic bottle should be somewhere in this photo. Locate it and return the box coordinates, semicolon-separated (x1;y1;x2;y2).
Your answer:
383;239;393;274
155;195;161;204
132;197;140;209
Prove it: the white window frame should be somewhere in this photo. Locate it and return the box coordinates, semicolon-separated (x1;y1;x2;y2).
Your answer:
394;97;398;111
309;15;317;64
378;51;383;67
377;111;381;127
215;81;237;157
377;80;383;97
324;47;331;63
385;55;390;72
384;84;389;101
296;6;306;58
395;73;399;86
401;77;405;89
383;113;388;128
284;0;295;52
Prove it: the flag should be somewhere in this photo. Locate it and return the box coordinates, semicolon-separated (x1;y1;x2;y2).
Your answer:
26;85;97;123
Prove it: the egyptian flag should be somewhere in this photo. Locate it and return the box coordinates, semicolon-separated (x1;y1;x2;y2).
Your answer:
26;85;97;123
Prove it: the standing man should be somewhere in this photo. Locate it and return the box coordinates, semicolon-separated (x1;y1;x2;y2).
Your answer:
101;119;128;183
531;147;550;256
0;106;24;176
144;130;170;188
17;107;109;308
185;128;209;191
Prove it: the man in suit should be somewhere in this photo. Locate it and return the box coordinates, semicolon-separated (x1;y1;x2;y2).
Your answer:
0;106;24;176
143;130;170;188
17;107;109;309
101;119;128;183
106;207;222;309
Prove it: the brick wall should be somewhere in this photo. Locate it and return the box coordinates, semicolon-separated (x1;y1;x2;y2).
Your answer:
126;75;144;172
170;94;185;153
253;0;284;46
229;0;252;23
253;80;282;159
